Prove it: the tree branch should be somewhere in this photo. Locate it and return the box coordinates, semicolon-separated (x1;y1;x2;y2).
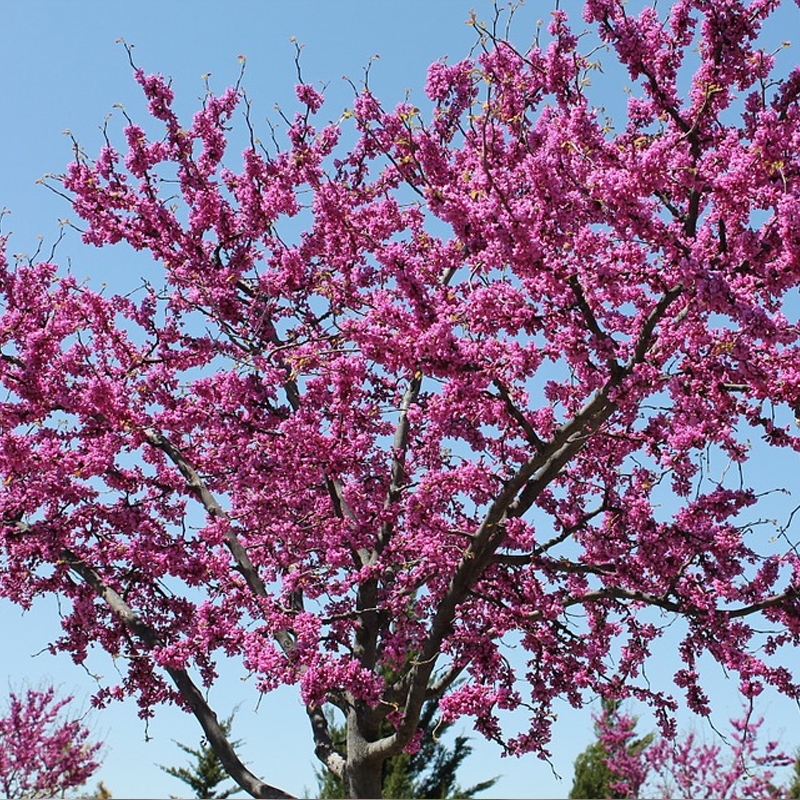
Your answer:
143;429;301;652
307;705;346;778
380;371;423;541
425;664;465;700
567;274;622;375
369;285;685;759
142;429;272;599
142;429;341;776
572;585;800;620
61;548;294;800
492;379;544;451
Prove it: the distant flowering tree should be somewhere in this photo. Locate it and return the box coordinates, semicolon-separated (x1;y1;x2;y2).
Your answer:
589;702;792;799
643;715;792;799
5;1;800;797
570;700;653;799
0;686;102;799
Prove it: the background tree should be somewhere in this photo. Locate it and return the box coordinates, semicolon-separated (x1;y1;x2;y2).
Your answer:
639;714;791;800
4;2;800;798
80;782;113;799
161;713;242;798
569;700;653;799
313;697;497;799
786;752;800;799
585;702;792;799
0;686;102;799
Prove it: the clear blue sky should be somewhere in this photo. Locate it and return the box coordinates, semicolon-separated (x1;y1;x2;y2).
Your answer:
2;2;800;798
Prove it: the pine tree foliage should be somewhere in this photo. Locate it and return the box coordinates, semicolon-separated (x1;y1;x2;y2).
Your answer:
785;751;800;800
161;713;242;798
80;781;113;799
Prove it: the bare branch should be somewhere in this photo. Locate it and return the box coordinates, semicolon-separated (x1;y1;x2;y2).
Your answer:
307;705;346;778
726;589;800;618
573;585;800;620
425;665;465;700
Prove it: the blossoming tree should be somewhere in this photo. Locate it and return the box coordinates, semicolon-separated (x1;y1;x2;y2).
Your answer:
592;702;793;799
0;686;102;799
3;1;800;797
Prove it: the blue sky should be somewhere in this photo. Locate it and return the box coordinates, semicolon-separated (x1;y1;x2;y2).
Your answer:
2;2;800;797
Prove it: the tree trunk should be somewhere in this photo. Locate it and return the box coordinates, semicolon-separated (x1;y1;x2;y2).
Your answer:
344;710;384;799
343;757;383;800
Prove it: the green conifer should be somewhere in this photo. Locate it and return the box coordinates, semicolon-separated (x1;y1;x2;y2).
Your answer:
161;713;242;798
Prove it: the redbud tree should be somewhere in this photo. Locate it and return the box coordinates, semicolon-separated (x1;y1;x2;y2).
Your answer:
3;1;800;797
596;703;793;799
0;686;102;799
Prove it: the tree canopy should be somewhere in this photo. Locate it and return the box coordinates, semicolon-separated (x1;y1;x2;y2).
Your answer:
3;1;800;797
